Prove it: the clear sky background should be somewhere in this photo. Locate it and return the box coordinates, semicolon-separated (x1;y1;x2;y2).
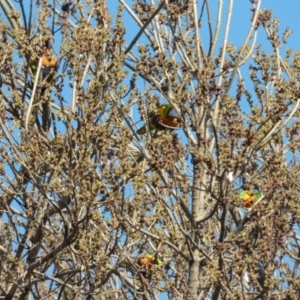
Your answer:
107;1;300;298
112;0;300;59
232;0;300;52
258;0;300;50
110;0;300;101
110;0;300;140
3;1;300;298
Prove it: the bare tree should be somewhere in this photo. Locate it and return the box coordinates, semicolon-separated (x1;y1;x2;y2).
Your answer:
0;0;300;299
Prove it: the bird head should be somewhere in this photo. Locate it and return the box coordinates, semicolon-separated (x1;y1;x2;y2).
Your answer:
173;117;182;125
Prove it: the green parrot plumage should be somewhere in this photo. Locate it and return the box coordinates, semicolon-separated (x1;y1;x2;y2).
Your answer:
30;49;57;80
239;190;261;207
137;253;163;270
137;104;181;135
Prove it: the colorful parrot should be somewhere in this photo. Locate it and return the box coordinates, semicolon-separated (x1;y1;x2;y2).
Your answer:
239;190;261;208
30;48;57;80
137;253;163;270
136;104;181;135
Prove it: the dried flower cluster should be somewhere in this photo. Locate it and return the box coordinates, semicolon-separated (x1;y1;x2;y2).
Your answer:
0;0;299;299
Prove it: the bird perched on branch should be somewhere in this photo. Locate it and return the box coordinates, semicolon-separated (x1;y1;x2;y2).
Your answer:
137;104;181;135
30;49;57;81
29;38;58;132
239;190;261;208
29;38;57;95
137;253;163;271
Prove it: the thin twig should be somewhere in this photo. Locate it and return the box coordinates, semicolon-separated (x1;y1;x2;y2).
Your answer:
25;57;43;132
124;1;165;55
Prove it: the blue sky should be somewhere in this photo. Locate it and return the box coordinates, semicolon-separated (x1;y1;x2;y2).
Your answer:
111;0;300;140
108;1;300;298
113;0;300;55
264;0;300;49
2;1;300;299
109;0;300;94
238;0;300;51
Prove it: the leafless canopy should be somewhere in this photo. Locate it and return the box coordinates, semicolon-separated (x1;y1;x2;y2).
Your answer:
0;0;300;299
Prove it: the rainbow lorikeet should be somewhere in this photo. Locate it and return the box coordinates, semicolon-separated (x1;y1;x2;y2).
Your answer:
29;48;57;96
239;190;261;208
30;49;57;80
136;104;181;135
137;253;163;270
